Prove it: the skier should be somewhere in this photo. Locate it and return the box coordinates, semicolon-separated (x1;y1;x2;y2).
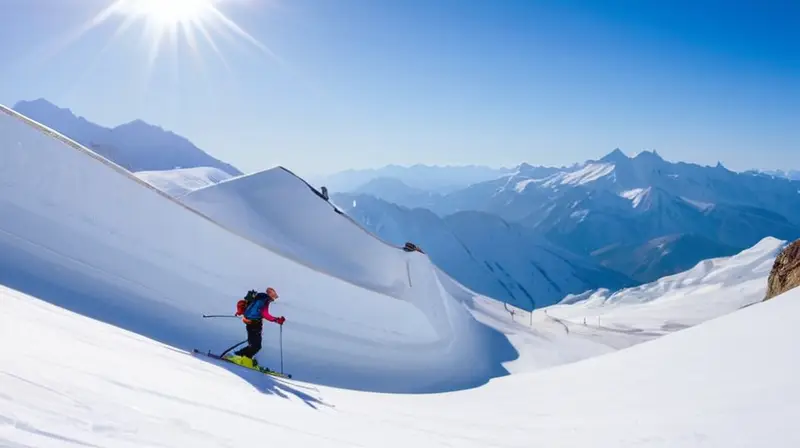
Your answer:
227;287;286;368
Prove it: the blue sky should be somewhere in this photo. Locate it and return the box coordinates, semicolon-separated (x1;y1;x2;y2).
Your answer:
1;0;798;177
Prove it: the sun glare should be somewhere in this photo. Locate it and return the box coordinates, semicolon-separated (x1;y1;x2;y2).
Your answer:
122;0;213;26
51;0;277;81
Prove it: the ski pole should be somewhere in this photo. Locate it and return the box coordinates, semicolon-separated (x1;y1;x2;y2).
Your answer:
280;324;284;375
202;314;239;318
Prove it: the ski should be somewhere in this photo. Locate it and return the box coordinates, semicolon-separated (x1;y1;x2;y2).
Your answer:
192;349;292;379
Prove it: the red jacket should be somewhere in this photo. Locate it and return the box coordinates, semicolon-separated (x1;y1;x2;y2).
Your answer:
260;300;279;322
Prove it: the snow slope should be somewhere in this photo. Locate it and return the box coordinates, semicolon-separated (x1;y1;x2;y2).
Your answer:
135;166;233;197
549;236;784;338
3;271;799;447
180;169;416;298
0;104;513;393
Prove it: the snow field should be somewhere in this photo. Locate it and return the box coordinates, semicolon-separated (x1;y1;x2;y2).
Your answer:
3;278;800;447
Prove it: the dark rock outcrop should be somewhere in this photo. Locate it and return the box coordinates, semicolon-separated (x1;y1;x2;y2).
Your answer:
765;239;800;300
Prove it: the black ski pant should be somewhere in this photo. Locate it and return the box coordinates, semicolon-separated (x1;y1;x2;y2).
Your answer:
235;320;263;358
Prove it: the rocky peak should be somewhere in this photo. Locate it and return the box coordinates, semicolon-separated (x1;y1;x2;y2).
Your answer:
600;148;629;164
765;239;800;300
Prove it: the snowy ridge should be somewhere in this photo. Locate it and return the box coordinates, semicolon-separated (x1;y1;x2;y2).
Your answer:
541;162;616;187
0;104;513;393
0;105;379;290
181;167;418;298
549;236;785;334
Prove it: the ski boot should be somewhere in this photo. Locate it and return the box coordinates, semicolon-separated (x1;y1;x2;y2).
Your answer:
225;354;256;369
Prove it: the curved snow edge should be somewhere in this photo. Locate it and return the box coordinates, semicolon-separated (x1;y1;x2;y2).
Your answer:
0;104;442;298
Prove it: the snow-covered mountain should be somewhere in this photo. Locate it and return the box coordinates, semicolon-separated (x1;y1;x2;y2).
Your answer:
4;102;800;447
351;176;443;209
13;99;241;175
331;193;633;309
439;149;800;224
136;166;234;197
315;163;515;194
369;149;800;282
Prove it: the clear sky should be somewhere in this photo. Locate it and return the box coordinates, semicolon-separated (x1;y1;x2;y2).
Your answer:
1;0;798;177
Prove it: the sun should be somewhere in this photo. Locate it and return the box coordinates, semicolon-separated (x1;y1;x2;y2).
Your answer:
55;0;278;78
120;0;214;26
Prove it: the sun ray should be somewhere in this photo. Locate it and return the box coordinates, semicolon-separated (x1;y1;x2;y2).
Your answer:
144;22;166;81
181;20;200;57
195;21;232;73
22;0;281;94
207;7;282;64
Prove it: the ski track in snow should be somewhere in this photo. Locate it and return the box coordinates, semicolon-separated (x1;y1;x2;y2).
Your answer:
2;104;799;446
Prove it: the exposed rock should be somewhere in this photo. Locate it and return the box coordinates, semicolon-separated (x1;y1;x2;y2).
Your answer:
765;239;800;300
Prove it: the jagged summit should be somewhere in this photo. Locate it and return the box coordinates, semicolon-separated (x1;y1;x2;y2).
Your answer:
633;149;665;161
600;148;629;163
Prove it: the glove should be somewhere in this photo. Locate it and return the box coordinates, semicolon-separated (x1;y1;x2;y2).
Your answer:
276;316;286;325
235;300;246;316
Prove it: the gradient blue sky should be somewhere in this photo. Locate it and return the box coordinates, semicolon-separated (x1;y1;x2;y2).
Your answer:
1;0;798;177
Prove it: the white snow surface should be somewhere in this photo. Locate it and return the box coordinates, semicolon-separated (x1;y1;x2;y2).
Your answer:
620;187;651;208
135;166;233;197
180;168;414;298
2;104;799;446
551;236;783;338
542;162;615;187
0;105;510;394
3;274;800;447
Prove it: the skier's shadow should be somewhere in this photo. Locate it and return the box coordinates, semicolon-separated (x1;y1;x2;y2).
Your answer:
194;354;332;410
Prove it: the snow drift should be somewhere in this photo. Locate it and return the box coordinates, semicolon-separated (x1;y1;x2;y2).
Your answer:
0;104;514;393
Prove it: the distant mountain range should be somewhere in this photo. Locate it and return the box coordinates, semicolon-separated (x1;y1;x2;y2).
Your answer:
12;99;241;176
314;164;515;194
332;193;633;308
332;149;800;286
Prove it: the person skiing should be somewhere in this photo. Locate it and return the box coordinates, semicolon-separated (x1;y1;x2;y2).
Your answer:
227;287;285;368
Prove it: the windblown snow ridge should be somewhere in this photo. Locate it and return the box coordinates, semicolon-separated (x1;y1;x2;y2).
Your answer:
181;167;431;298
1;104;415;299
0;104;516;393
